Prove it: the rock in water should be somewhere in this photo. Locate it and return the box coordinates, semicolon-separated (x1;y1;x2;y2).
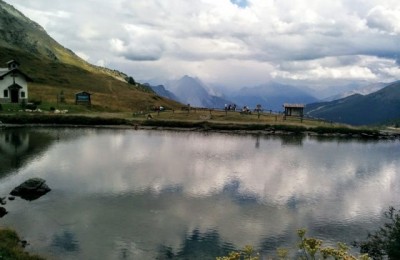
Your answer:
10;178;51;201
0;206;7;217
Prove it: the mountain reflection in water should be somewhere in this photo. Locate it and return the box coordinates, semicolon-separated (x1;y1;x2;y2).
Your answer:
0;128;399;259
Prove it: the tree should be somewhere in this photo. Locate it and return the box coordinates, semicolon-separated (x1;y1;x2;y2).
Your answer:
356;207;400;259
126;76;136;85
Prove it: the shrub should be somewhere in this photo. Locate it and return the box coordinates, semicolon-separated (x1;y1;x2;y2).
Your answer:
0;228;45;260
29;99;42;106
216;245;259;260
25;103;37;110
356;207;400;259
217;229;369;260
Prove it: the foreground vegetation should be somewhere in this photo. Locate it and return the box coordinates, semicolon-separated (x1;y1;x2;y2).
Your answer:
2;208;400;259
217;229;369;260
356;207;400;259
0;228;44;260
217;207;400;260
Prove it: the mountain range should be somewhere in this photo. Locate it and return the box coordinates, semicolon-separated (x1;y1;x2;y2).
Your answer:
1;0;400;126
305;81;400;125
148;76;318;111
321;82;387;101
228;82;318;111
149;74;400;125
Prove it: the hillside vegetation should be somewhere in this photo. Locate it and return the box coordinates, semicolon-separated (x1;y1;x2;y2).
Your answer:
305;81;400;126
0;0;181;112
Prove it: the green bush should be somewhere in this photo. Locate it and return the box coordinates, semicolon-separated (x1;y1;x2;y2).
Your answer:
29;99;42;106
0;228;44;260
217;229;369;260
25;103;37;110
356;207;400;259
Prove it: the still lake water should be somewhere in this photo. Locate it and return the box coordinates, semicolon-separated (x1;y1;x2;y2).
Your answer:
1;127;400;259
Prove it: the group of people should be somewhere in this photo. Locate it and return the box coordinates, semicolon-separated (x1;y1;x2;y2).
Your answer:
224;104;237;111
241;105;251;114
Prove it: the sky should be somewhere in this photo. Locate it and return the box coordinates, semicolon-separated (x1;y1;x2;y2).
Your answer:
4;0;400;89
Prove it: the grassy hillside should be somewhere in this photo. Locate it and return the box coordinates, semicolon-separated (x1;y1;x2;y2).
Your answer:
0;0;182;112
0;47;181;112
0;0;125;80
305;81;400;126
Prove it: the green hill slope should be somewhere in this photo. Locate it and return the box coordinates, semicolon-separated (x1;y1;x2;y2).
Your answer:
305;81;400;125
0;0;181;111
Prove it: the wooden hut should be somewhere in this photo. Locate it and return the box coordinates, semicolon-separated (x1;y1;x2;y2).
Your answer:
283;103;305;117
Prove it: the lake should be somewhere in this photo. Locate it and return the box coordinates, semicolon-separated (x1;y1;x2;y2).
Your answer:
1;127;399;259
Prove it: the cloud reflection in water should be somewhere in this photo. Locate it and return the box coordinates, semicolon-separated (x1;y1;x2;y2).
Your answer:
1;129;399;259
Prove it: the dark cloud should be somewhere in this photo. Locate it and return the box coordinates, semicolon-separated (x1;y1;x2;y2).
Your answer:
123;52;162;62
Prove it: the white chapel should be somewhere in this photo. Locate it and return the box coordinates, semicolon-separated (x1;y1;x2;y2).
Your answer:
0;60;32;103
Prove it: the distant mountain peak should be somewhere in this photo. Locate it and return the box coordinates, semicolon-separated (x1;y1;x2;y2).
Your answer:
162;76;232;108
305;81;400;125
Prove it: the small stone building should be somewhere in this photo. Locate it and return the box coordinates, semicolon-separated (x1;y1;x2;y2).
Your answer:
283;103;305;117
0;60;32;103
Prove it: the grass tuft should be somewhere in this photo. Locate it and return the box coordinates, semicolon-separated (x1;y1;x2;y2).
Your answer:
0;228;45;260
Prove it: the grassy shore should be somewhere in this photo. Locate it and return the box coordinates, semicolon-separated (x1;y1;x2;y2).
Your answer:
0;228;44;260
0;106;394;139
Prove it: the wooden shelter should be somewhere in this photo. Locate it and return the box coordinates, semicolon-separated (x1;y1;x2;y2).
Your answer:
283;103;305;117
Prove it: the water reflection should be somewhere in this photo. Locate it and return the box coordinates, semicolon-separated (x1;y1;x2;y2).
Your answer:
0;129;399;259
157;229;235;259
280;135;304;146
0;129;55;177
51;230;80;252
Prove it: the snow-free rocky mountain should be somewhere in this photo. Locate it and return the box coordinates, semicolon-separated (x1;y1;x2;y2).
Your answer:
150;76;232;108
228;82;318;112
305;81;400;126
151;77;318;112
151;74;400;126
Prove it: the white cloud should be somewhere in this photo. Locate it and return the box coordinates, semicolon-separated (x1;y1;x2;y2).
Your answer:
75;51;89;61
96;59;106;67
366;5;400;34
4;0;400;88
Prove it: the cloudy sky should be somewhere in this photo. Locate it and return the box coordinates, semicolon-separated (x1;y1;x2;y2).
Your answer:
4;0;400;89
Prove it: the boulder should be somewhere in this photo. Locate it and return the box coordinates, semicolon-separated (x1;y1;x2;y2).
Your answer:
10;178;51;201
0;206;7;217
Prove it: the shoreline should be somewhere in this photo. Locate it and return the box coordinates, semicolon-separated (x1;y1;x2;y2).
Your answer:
1;113;399;139
2;122;400;140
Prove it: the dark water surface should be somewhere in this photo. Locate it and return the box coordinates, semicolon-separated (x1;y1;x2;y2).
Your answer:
1;128;399;259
